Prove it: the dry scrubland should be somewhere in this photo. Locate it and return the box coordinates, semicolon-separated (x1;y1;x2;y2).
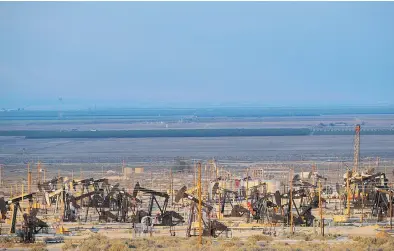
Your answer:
2;230;394;251
0;236;47;250
58;232;394;251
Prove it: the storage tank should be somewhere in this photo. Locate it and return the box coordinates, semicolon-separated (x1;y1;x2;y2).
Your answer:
123;167;133;178
264;180;281;193
135;167;144;174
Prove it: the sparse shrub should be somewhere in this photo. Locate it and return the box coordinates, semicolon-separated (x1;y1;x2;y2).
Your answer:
108;240;128;251
30;247;48;251
78;234;111;251
232;237;240;242
346;235;394;251
59;233;393;251
62;239;78;251
0;236;18;248
221;240;238;248
247;234;273;243
62;234;130;251
190;237;212;245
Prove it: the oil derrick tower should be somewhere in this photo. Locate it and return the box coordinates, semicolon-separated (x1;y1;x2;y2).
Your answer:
353;124;361;173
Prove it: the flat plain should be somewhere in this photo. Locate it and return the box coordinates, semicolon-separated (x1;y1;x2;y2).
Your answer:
1;113;394;166
2;135;394;165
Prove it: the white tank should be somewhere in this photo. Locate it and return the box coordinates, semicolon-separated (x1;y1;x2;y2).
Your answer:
263;180;281;193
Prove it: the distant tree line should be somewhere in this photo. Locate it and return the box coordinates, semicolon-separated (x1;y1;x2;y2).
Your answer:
0;128;311;138
1;128;393;139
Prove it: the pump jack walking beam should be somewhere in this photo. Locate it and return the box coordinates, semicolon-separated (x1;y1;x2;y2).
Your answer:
133;182;169;216
2;193;36;234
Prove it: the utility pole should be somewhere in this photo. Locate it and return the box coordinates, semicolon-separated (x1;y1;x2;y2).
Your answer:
194;163;197;188
319;180;324;236
197;162;203;248
170;168;173;206
208;162;212;202
346;170;351;217
205;164;208;200
290;168;294;235
390;191;393;230
151;171;153;188
0;164;3;188
122;160;125;177
27;163;32;194
361;182;365;224
21;183;24;203
37;161;41;184
353;124;361;173
215;160;218;180
246;168;249;202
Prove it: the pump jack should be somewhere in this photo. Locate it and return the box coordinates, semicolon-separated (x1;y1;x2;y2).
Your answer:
372;187;394;222
282;189;315;227
176;185;228;238
98;186;141;223
211;182;249;217
253;189;314;226
250;193;279;224
0;193;48;242
66;179;140;223
343;172;388;210
20;208;48;243
133;182;183;227
38;176;65;193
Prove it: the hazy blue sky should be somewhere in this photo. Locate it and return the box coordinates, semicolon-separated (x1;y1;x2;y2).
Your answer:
1;2;393;109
